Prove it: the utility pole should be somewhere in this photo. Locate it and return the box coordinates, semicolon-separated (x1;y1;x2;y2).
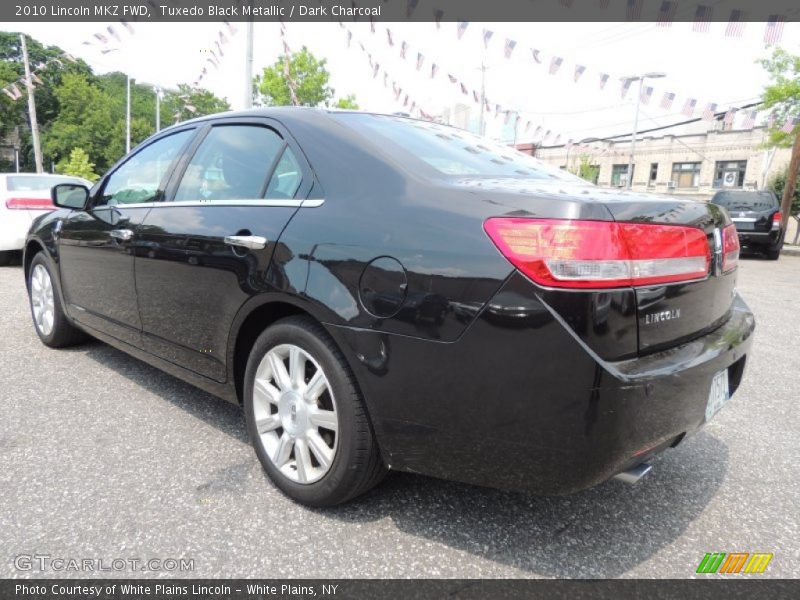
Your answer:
779;131;800;230
244;14;254;109
125;75;132;153
623;72;666;190
20;34;43;173
626;78;643;190
154;86;161;132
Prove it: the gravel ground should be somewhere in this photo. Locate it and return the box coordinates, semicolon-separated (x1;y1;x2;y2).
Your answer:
1;253;798;579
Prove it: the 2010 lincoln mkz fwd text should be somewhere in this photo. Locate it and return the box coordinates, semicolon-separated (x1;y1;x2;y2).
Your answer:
24;109;754;506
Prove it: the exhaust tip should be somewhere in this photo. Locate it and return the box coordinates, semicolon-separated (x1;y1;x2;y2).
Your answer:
613;463;652;485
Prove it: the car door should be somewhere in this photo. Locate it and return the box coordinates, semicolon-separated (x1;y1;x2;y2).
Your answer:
57;128;196;345
134;117;314;382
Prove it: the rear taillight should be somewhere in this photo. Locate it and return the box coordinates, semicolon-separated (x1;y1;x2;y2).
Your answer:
772;212;782;230
483;218;710;289
721;224;740;273
5;197;53;210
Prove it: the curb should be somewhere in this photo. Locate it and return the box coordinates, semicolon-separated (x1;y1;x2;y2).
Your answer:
782;245;800;257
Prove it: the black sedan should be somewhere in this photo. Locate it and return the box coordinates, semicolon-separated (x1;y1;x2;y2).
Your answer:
24;109;754;506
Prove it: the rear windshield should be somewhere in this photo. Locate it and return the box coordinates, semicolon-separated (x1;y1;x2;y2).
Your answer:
334;113;586;183
712;191;778;211
6;175;83;191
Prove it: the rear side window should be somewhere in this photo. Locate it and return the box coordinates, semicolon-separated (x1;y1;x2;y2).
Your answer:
265;147;302;199
174;125;286;201
712;191;778;211
100;129;193;206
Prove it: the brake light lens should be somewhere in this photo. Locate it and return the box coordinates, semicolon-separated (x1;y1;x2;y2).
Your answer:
5;197;53;210
721;224;740;273
772;212;782;230
483;218;711;289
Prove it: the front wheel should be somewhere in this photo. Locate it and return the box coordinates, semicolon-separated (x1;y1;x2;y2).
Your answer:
28;253;88;347
244;316;386;507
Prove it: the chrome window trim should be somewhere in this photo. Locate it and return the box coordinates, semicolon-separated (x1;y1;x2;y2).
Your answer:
96;199;325;209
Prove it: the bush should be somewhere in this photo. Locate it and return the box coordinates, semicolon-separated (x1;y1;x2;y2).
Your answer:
56;148;98;182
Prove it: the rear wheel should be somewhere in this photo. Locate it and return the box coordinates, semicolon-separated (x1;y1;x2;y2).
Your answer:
244;316;386;506
765;242;782;260
28;253;88;347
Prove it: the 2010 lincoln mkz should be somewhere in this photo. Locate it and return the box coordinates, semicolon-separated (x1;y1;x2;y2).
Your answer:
24;109;754;506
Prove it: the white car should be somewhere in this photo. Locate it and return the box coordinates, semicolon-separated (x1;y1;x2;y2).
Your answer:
0;173;92;265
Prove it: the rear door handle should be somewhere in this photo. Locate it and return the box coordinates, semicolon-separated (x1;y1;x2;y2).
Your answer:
224;235;268;250
110;229;133;241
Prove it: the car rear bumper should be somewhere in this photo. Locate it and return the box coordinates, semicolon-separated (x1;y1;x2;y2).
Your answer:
737;229;781;246
0;209;35;252
328;272;755;494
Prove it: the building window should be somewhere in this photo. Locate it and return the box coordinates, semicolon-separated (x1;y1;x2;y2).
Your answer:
671;162;701;188
713;160;747;188
649;163;658;185
611;164;631;186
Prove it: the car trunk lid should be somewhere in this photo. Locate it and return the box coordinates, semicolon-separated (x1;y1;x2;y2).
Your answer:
599;193;736;355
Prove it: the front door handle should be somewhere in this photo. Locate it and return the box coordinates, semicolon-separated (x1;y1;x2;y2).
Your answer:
110;229;133;241
224;235;268;250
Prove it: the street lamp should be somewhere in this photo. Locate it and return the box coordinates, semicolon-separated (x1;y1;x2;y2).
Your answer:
620;72;666;190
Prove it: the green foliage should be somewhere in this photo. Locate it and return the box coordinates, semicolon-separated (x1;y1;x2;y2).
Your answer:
768;166;800;215
1;33;229;173
256;47;358;109
571;155;600;184
162;83;230;125
334;94;359;110
56;147;98;181
43;72;116;172
257;47;333;107
759;48;800;147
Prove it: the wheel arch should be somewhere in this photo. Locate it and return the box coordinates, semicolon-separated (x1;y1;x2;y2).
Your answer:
229;297;330;404
23;239;48;287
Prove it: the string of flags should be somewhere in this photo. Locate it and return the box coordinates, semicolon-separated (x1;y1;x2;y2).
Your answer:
1;53;77;102
191;21;238;88
358;19;796;140
339;24;438;122
278;21;300;106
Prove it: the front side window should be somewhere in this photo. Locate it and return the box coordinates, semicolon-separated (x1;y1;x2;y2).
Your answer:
174;125;285;201
100;129;193;206
671;162;701;188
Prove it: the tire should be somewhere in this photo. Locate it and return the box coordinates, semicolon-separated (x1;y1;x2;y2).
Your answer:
28;253;89;348
0;250;12;267
764;242;782;260
244;315;386;506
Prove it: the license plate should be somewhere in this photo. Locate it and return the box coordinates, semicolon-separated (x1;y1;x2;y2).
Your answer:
705;369;730;421
732;220;754;231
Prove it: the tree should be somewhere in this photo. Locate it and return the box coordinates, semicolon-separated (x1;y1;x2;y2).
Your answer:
255;47;358;109
760;48;800;229
571;155;600;184
334;94;359;110
768;166;800;215
162;84;230;124
56;147;98;181
43;72;116;173
759;49;800;147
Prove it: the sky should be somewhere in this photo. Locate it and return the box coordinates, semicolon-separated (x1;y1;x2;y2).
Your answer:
4;20;799;144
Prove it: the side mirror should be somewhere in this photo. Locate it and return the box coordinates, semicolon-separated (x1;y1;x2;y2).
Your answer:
52;183;90;210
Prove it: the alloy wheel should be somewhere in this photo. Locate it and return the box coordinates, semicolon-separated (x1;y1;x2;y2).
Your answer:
253;344;339;484
30;264;55;336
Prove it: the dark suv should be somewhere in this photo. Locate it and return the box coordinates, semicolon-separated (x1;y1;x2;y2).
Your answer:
711;190;785;259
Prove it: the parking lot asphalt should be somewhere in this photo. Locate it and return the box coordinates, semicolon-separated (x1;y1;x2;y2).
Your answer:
1;253;798;579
